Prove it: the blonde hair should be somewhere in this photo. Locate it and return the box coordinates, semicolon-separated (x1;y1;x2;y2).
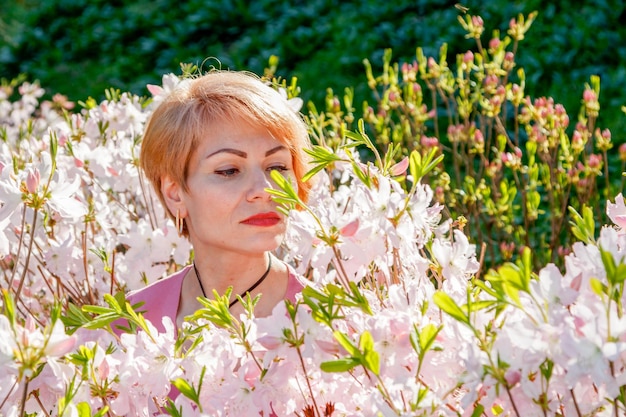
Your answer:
140;71;312;230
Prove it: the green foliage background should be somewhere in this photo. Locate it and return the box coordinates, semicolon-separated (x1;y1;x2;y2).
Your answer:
2;0;626;131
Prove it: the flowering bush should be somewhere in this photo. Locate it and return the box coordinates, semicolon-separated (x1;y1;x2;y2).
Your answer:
308;12;622;270
2;12;626;417
1;70;626;416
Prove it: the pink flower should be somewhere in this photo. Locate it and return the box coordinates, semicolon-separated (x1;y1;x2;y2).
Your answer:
607;193;626;231
44;320;77;358
340;218;359;237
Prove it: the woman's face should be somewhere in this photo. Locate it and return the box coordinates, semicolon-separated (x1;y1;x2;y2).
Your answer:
178;118;294;256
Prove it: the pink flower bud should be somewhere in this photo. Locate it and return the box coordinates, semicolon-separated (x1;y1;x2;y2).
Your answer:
587;154;602;169
572;131;583;144
390;156;409;176
583;89;597;102
619;143;626;162
472;15;484;28
420;136;439;147
474;129;484;144
600;128;611;140
57;133;68;147
26;168;40;193
463;51;474;64
489;38;500;50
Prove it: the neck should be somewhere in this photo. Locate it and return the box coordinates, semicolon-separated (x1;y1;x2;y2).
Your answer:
193;252;272;304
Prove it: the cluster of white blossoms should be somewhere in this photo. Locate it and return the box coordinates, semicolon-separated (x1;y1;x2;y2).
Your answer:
0;75;625;416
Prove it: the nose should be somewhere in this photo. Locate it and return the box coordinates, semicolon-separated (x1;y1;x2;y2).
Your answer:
246;169;273;202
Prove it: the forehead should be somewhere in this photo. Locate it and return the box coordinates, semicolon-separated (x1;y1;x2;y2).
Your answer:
196;117;288;155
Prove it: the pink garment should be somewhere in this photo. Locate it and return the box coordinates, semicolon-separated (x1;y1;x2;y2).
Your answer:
115;264;305;414
126;264;305;334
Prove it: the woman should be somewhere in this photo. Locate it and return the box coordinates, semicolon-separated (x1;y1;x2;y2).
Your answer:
129;70;312;332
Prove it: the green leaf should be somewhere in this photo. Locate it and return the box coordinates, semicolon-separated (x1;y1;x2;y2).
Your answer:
599;246;626;286
589;278;605;297
568;205;595;244
467;299;498;312
267;170;307;214
417;323;441;354
470;404;485;417
172;378;199;403
103;293;123;313
80;313;120;330
320;358;360;373
408;148;443;184
364;349;380;375
333;330;359;357
302;146;343;182
433;292;469;325
409;150;421;183
1;289;15;325
358;330;374;353
81;305;115;315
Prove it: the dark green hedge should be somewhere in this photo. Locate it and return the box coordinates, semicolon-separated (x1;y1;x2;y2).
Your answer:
2;0;625;130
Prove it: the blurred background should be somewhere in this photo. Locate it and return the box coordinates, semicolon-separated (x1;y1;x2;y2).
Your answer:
2;0;626;130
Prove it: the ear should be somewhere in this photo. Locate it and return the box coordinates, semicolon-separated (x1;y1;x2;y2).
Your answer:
161;176;187;218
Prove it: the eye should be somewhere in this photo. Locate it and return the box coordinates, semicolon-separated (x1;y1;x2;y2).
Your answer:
215;168;239;177
267;165;289;173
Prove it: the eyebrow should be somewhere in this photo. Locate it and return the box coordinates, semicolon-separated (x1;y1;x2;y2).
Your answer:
207;145;288;159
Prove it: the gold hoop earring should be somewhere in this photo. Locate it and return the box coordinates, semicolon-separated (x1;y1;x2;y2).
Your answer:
175;209;184;236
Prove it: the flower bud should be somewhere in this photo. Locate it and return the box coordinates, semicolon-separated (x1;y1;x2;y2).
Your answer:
26;168;40;194
587;153;602;169
619;143;626;162
421;136;439;148
583;89;597;102
390;156;409;176
489;38;500;51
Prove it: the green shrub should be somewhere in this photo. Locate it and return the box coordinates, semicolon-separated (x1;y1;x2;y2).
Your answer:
2;0;625;133
300;10;625;272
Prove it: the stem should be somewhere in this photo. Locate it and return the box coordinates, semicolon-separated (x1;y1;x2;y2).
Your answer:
295;347;322;417
15;207;38;301
18;378;30;417
569;388;583;417
330;246;352;289
10;205;28;292
33;391;52;417
81;222;94;304
290;312;322;417
503;383;522;417
512;170;530;248
602;149;610;201
0;378;18;411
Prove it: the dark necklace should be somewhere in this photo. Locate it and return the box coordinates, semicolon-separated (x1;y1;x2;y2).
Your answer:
194;253;272;308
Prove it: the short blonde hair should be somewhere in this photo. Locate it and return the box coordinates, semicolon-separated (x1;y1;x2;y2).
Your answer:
140;71;312;227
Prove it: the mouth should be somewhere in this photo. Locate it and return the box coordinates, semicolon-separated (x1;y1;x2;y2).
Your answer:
241;212;282;227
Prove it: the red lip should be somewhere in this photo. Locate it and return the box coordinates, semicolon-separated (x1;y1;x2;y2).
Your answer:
241;212;281;227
